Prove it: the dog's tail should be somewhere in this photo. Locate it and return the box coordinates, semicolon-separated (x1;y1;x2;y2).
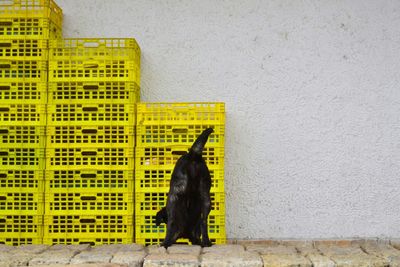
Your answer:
190;128;213;155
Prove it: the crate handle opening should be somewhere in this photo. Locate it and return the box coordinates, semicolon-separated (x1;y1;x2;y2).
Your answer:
0;43;11;48
0;64;11;69
83;42;100;48
0;196;6;201
0;107;10;112
83;62;99;69
0;21;12;26
80;241;95;245
0;173;7;179
0;152;8;156
81;196;97;201
80;218;96;224
172;150;187;156
0;86;10;91
81;173;96;179
81;151;97;156
0;129;9;134
82;129;97;134
172;128;188;134
83;85;99;90
82;107;98;112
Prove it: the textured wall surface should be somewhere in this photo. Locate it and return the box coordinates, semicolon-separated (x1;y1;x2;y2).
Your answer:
57;0;400;239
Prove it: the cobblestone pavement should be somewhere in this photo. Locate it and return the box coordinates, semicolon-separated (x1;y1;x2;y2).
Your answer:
1;240;400;266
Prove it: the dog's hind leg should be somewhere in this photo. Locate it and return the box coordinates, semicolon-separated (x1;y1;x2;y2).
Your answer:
161;221;181;248
200;193;212;247
188;221;202;245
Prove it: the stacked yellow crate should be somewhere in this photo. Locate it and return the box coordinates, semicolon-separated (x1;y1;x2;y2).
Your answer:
0;0;62;245
44;38;140;245
135;102;226;245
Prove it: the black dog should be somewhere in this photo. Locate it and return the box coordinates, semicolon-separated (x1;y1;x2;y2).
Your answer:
156;128;214;248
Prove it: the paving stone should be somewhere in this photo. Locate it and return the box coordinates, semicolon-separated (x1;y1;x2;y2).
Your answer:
168;245;202;256
146;245;167;255
236;240;281;246
296;245;320;255
245;244;297;255
280;240;314;247
70;250;113;264
360;242;400;266
3;246;48;267
316;244;366;256
111;251;147;267
70;264;126;267
93;244;145;252
261;254;312;267
50;244;91;253
0;245;15;253
306;253;336;267
328;254;387;267
295;246;336;267
391;239;400;250
202;244;245;254
143;253;199;267
29;249;78;265
200;251;263;267
30;264;126;267
15;244;49;254
8;251;38;266
314;240;364;247
0;253;14;267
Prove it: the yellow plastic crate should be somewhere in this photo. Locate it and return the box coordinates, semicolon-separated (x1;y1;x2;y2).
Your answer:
0;82;47;103
46;125;135;148
47;103;135;126
49;38;139;62
0;215;43;245
45;192;133;215
0;147;45;170
45;170;134;191
49;38;140;84
0;104;46;126
0;192;44;215
136;102;225;125
136;124;224;147
0;59;47;82
0;39;48;60
0;0;63;29
0;170;44;191
45;179;133;193
135;211;226;246
48;60;139;83
48;81;140;104
43;215;133;245
46;147;134;170
43;237;132;246
135;166;224;193
0;17;61;39
135;146;224;169
0;126;45;148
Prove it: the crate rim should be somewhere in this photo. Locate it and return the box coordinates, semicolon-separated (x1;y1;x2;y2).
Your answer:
49;38;140;51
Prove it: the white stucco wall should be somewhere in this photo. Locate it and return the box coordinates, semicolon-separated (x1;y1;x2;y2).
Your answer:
56;0;400;240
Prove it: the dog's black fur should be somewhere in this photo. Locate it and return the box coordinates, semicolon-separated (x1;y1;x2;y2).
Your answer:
155;128;214;248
